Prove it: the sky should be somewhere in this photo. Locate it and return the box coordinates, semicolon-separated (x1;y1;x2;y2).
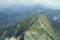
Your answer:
0;0;60;9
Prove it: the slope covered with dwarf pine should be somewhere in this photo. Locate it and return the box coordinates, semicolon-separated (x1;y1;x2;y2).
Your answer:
0;14;60;40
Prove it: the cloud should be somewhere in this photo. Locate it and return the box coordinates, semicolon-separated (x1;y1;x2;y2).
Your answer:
0;0;60;9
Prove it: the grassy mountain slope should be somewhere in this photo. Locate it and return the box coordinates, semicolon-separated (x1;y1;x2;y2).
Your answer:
0;14;59;40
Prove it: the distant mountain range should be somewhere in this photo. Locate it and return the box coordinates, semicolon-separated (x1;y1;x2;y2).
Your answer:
0;5;60;34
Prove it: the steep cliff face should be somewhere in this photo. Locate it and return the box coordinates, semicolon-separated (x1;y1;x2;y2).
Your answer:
0;14;59;40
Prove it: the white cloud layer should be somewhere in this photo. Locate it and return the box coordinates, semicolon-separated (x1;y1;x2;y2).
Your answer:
0;0;60;9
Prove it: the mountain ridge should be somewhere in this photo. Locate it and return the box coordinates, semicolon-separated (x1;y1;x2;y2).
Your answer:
0;14;60;40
